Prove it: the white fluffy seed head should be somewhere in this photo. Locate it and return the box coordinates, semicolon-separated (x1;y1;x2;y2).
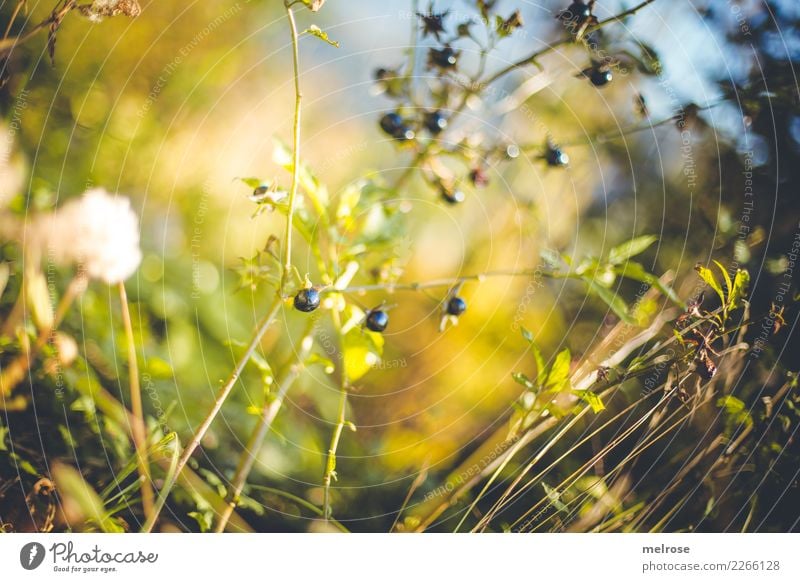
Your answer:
36;188;142;284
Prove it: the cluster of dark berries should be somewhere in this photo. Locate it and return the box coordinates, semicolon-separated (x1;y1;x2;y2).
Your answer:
379;109;449;142
380;112;415;141
293;288;469;334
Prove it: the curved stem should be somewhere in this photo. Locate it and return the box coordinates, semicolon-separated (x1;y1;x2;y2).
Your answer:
322;381;348;520
214;323;315;533
117;281;154;523
142;296;282;532
281;2;303;293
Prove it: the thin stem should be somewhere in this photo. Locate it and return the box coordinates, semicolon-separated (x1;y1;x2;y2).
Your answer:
322;382;348;520
117;281;154;523
142;296;282;532
281;2;303;293
0;0;76;56
214;323;315;533
329;267;557;295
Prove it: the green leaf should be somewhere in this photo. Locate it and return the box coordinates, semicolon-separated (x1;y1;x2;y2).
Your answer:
545;348;571;391
342;325;384;382
303;25;339;47
583;277;634;324
714;260;733;302
542;482;569;513
521;328;547;385
188;511;213;533
616;261;682;306
574;389;605;413
512;372;535;390
239;177;263;189
728;269;750;309
695;263;725;305
273;139;329;208
608;235;657;265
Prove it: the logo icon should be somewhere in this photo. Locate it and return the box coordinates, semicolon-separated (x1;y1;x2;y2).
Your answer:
20;542;46;570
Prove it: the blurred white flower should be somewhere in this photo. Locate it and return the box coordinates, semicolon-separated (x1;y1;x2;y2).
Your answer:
35;188;142;284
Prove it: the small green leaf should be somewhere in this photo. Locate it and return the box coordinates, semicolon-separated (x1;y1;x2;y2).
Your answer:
616;261;682;306
608;235;657;265
574;389;605;413
695;263;725;305
342;324;384;382
542;482;569;513
714;260;733;302
728;269;750;309
545;348;571;392
583;277;634;324
303;25;339;47
512;372;535;390
239;177;263;189
520;327;546;385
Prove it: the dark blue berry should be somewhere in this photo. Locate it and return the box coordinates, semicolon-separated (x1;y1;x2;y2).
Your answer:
441;188;465;204
546;146;569;167
380;112;404;135
366;310;389;332
447;296;467;316
560;1;592;23
424;110;448;134
429;46;458;69
380;112;415;141
589;68;613;87
294;288;320;313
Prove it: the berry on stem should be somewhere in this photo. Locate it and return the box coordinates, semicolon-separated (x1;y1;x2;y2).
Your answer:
294;288;321;312
380;112;415;141
440;185;465;204
424;110;448;134
366;309;389;332
545;143;569;167
428;46;459;70
589;67;613;87
447;296;467;316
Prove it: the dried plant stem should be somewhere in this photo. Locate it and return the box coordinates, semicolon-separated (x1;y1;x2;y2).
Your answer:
117;281;154;523
214;324;315;533
142;297;282;532
0;0;76;56
0;272;86;397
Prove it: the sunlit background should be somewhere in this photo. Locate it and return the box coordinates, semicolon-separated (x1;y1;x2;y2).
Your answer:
1;0;798;532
